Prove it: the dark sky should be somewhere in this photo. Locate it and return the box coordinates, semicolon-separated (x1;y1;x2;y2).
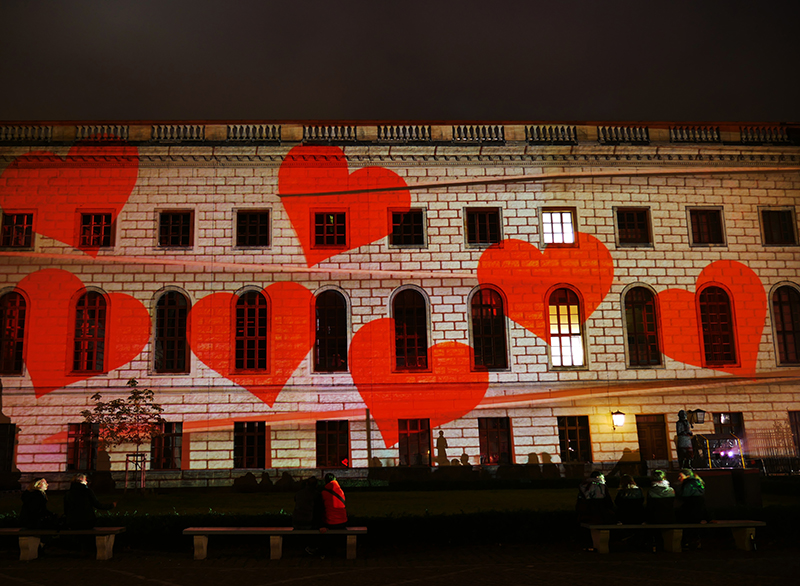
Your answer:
1;1;798;123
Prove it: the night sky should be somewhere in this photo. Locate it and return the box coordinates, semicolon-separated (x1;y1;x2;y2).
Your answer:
0;1;798;123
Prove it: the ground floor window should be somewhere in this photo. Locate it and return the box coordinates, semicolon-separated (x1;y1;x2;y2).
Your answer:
478;417;512;464
233;421;266;469
316;420;349;468
713;412;745;437
67;423;99;471
0;423;15;473
557;416;591;462
150;422;183;470
398;419;431;466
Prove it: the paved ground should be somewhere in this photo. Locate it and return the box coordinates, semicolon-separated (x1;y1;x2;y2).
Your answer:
1;537;798;586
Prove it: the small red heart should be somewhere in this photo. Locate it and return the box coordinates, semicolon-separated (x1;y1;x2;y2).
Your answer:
349;318;489;448
0;139;138;257
476;235;615;342
658;260;766;376
341;458;349;467
278;145;411;267
15;269;150;397
190;282;314;406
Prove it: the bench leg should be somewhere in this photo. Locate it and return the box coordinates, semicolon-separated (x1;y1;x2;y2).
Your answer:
662;529;683;553
346;535;357;560
193;535;208;560
731;527;756;551
19;536;40;561
590;529;610;554
270;535;282;560
96;534;116;561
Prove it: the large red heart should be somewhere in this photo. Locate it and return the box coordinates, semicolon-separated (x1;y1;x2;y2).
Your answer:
278;145;411;267
190;282;314;406
349;318;489;448
14;269;150;397
0;139;139;257
658;260;766;376
476;234;615;342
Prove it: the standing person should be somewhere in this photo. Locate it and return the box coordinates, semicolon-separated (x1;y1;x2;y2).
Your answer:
321;473;347;529
614;474;645;524
675;410;694;468
20;478;58;529
63;474;116;529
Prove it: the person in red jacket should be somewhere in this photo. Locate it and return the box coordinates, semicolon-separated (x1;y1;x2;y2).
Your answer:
321;473;348;529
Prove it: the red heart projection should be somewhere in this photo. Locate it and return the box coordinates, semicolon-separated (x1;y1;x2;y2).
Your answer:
278;145;411;267
350;318;489;448
15;269;150;397
190;282;315;406
658;260;766;376
476;234;615;342
0;139;139;257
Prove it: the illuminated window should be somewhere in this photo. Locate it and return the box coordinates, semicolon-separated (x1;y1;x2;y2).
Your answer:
79;213;114;248
233;421;266;469
713;412;745;437
558;416;591;463
316;420;349;468
314;212;347;247
0;213;33;248
390;209;425;246
542;209;576;245
548;288;584;367
314;290;348;372
158;211;193;247
393;289;428;370
150;422;182;470
698;286;736;365
235;292;268;371
688;208;725;245
0;292;26;375
772;285;800;365
479;417;512;465
761;209;797;246
624;287;661;367
236;210;270;247
471;288;508;369
465;208;501;245
616;208;652;246
73;292;107;373
398;419;431;466
67;423;99;471
154;291;190;373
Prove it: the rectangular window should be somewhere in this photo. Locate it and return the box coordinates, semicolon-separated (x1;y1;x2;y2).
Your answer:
236;210;270;247
616;208;652;246
761;209;797;246
713;412;745;437
542;209;576;245
465;208;501;245
558;415;591;462
79;213;114;248
158;211;193;247
67;423;99;471
390;209;425;246
150;422;183;470
398;418;431;466
233;421;266;469
688;208;725;245
1;212;34;248
316;420;349;468
478;417;512;465
314;212;347;247
789;412;800;458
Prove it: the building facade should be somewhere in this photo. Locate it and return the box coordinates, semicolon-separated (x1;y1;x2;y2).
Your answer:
1;122;799;485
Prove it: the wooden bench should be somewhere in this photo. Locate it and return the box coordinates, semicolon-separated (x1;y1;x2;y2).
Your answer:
581;520;766;554
182;526;368;560
0;527;126;561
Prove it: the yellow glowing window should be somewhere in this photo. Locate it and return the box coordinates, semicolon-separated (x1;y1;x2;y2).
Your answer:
549;288;584;367
542;210;576;244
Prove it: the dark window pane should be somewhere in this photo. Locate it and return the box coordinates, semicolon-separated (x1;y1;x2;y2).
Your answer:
79;213;114;248
314;291;348;372
558;415;591;462
466;209;500;245
479;417;512;464
1;213;33;247
233;421;266;469
471;288;507;369
773;286;800;365
625;287;661;366
67;423;99;471
0;292;26;374
617;208;651;245
762;210;797;245
316;420;349;468
690;209;724;244
393;289;428;370
73;292;107;372
159;212;193;247
314;212;346;246
699;286;736;364
398;418;431;466
155;292;189;373
237;211;270;247
390;210;425;246
713;412;745;437
150;422;183;470
235;292;268;371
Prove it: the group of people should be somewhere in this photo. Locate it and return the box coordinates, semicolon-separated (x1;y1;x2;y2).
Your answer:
20;474;116;530
291;473;348;557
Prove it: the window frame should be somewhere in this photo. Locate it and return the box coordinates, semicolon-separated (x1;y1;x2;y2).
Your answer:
623;285;663;368
389;208;427;247
464;207;502;247
540;207;578;247
72;290;108;374
392;288;430;371
547;286;587;369
312;210;348;249
153;290;190;374
0;210;35;249
235;209;271;248
760;207;798;246
315;420;350;468
687;206;726;247
157;210;194;248
234;290;269;373
713;412;745;437
233;421;266;469
557;415;592;463
150;422;183;470
67;422;99;471
771;284;800;366
478;417;513;465
77;210;115;249
470;287;509;371
614;206;653;247
0;291;27;375
398;418;431;466
697;284;738;367
314;289;349;373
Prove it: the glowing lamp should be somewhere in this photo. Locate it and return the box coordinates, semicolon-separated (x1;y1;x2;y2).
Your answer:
611;410;626;430
689;409;706;425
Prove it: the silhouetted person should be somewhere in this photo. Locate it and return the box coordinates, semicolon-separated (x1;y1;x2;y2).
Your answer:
614;474;645;524
64;473;116;529
576;471;615;551
676;410;694;468
435;431;449;466
293;477;323;530
20;478;58;529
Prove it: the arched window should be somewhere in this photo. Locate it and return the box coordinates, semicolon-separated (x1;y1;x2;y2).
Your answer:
471;288;507;369
393;289;428;370
772;285;800;365
624;287;661;367
155;291;189;373
0;292;26;375
548;288;584;367
314;290;348;372
73;292;107;372
698;286;736;365
235;291;268;371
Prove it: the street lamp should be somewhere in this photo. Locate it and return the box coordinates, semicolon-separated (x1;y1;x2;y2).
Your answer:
612;410;626;430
